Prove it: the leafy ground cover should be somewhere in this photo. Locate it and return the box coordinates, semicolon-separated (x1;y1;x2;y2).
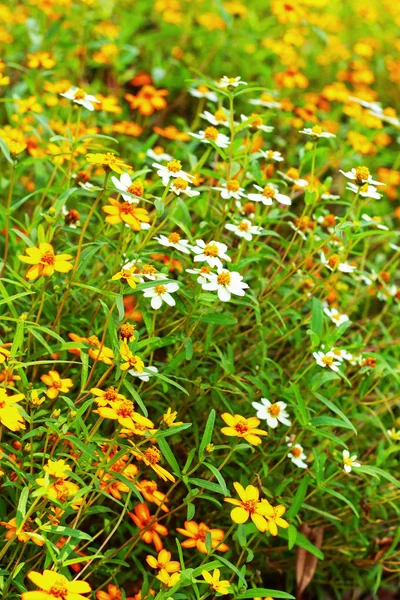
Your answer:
0;1;399;599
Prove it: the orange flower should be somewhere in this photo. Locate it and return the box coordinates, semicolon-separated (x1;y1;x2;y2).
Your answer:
153;125;190;141
112;121;143;137
220;413;268;445
0;517;45;546
27;51;56;69
135;480;169;512
41;370;73;399
68;333;114;365
151;253;183;273
224;483;268;531
96;584;136;600
125;85;168;116
128;503;168;551
19;243;73;280
99;473;130;499
146;549;180;573
21;570;91;600
176;521;229;554
132;446;175;483
103;197;150;230
95;398;154;431
91;386;127;406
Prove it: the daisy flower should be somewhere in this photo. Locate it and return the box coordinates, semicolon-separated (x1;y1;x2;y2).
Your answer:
257;149;284;162
152;159;193;186
287;441;308;469
192;240;231;269
249;93;281;109
111;173;144;203
201;269;249;302
146;146;173;162
324;307;350;327
169;178;200;197
339;166;384;187
186;266;213;284
200;109;230;126
129;365;158;382
247;183;291;206
252;398;291;429
213;179;246;200
279;168;308;188
342;449;360;473
225;219;263;241
217;76;247;89
299;125;336;139
188;85;218;102
240;114;273;133
154;232;192;254
361;214;388;230
347;182;382;199
143;282;179;310
60;86;100;111
321;252;356;273
189;127;230;148
313;350;342;372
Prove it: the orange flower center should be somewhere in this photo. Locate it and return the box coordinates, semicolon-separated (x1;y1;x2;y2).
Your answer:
144;447;161;464
204;126;219;141
87;335;100;346
239;220;249;231
263;185;276;198
242;499;258;513
128;181;144;196
328;254;339;267
143;480;157;493
49;584;68;598
267;403;281;417
226;179;240;192
154;284;167;295
121;202;136;214
167;159;182;173
173;177;188;190
249;114;263;127
41;250;55;265
200;266;211;274
234;420;249;434
291;447;301;457
217;272;231;286
322;356;334;366
203;243;219;257
197;524;210;541
104;387;119;401
153;146;165;155
116;401;134;418
355;166;370;184
168;232;181;243
74;88;86;100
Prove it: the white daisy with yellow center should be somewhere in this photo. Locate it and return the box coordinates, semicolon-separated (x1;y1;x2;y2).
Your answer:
252;398;291;429
225;219;263;241
324;307;350;327
342;449;360;473
213;179;246;200
190;126;230;148
217;76;247;89
313;350;342;372
299;125;336;139
192;240;231;269
152;159;193;186
201;268;248;302
143;282;179;310
60;86;100;111
154;232;192;254
247;183;291;206
287;440;308;469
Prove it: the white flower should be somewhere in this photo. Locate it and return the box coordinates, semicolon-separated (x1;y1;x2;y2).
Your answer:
349;96;382;112
249;95;281;109
71;174;100;192
217;76;247;89
257;149;284;162
387;428;400;442
347;182;382;199
324;307;350;327
287;441;308;469
186;267;213;284
321;252;356;273
361;214;388;230
111;173;141;203
129;365;158;382
299;126;336;139
61;206;80;229
213;180;246;200
152;159;193;186
154;233;192;254
189;128;230;148
143;282;179;310
201;268;248;302
225;219;263;241
339;167;384;187
313;350;342;372
192;240;231;269
169;179;200;197
247;183;291;206
189;86;218;102
252;398;291;429
278;170;308;188
60;86;100;111
200;109;230;127
342;449;360;473
329;347;354;362
240;114;274;133
146;147;173;162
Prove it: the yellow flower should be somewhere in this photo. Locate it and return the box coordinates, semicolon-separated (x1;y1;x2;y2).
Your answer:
0;389;25;431
162;408;183;427
132;446;175;483
112;267;140;288
21;570;91;600
221;413;268;445
19;243;73;281
146;549;181;573
0;346;10;364
120;343;144;373
27;51;56;69
201;569;231;595
103;197;150;231
259;500;290;536
40;370;73;400
224;483;268;531
43;459;72;479
0;517;45;546
157;571;181;588
85;152;130;174
95;399;154;431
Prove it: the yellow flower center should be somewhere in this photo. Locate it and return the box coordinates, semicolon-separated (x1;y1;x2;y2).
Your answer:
267;403;281;417
286;167;300;179
167;159;182;173
249;114;263;127
128;181;144;196
239;221;249;231
266;150;275;160
203;243;219;257
116;400;134;418
260;92;273;102
262;185;276;198
198;85;210;93
120;323;135;340
168;232;181;243
200;266;211;274
343;457;352;466
155;284;167;295
74;88;86;100
41;250;55;265
214;109;227;121
144;447;161;464
226;179;240;192
153;145;165;155
322;356;334;366
204;126;219;141
355;166;370;185
217;272;231;285
141;265;157;275
311;125;323;135
328;254;339;267
173;177;188;190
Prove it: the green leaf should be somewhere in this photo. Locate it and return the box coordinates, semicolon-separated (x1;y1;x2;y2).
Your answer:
0;137;13;164
310;416;354;430
203;462;230;496
314;393;357;434
357;466;400;488
325;487;359;517
286;474;310;518
311;297;323;339
278;528;324;560
200;313;238;326
158;438;181;475
41;526;92;541
237;589;294;599
187;478;226;495
16;487;29;528
198;409;216;459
